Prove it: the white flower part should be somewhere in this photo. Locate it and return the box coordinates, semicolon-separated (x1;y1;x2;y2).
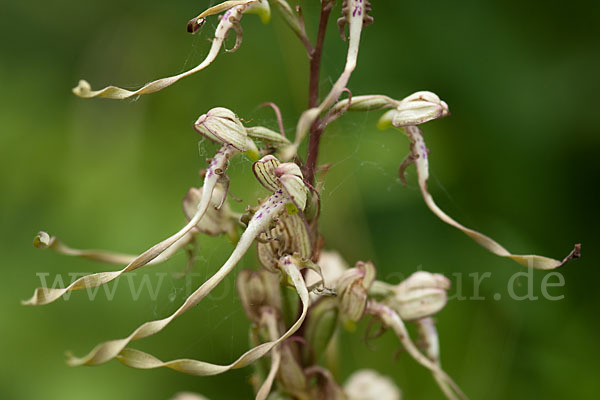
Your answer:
253;155;281;191
194;107;248;151
253;155;309;211
404;125;580;269
305;250;349;295
182;183;235;236
344;369;401;400
377;91;449;129
388;271;450;321
22;144;237;307
171;393;210;400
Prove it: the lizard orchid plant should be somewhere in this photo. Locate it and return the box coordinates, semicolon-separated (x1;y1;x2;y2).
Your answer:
24;1;580;399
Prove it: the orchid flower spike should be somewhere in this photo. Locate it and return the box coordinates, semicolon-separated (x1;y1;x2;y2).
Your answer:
73;1;270;100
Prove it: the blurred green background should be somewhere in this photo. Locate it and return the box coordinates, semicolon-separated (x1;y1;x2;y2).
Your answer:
1;0;599;399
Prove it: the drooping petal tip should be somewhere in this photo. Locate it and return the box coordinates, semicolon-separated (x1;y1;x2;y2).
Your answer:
33;231;52;249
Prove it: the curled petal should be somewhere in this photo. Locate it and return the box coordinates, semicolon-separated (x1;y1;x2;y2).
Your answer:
23;146;235;306
66;190;289;366
73;5;249;99
256;309;282;400
23;220;197;306
224;22;243;53
368;301;467;400
31;231;189;266
404;125;580;269
115;257;308;382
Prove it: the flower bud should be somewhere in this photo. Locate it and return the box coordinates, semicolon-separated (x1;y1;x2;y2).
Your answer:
278;344;308;394
253;155;281;192
344;369;402;400
387;271;450;321
336;261;376;322
182;183;235;236
237;269;281;323
377;91;449;129
303;298;339;364
193;107;248;151
252;156;309;212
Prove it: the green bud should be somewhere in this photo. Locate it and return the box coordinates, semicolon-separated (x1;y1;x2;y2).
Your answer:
244;0;271;24
303;298;339;364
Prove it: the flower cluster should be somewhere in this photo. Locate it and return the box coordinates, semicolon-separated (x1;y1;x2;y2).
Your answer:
24;1;579;399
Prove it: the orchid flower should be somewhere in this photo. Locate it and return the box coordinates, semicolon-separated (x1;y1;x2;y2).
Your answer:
72;1;271;99
22;109;248;306
332;91;580;269
64;155;308;368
